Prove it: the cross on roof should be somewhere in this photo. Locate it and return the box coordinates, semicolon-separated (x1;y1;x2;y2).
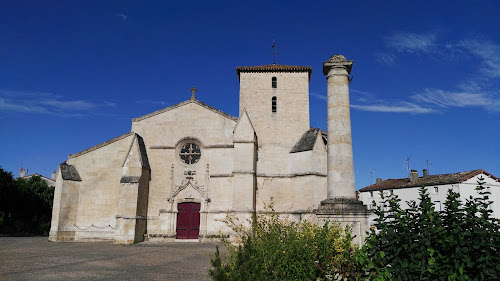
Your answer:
190;87;198;100
271;39;279;65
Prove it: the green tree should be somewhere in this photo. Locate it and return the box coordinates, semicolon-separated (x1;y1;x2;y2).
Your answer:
0;166;17;229
360;179;500;281
0;166;54;234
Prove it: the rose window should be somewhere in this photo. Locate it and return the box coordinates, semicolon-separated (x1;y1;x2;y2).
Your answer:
179;143;201;165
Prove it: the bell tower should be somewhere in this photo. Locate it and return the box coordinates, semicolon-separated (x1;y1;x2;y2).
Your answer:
236;64;312;150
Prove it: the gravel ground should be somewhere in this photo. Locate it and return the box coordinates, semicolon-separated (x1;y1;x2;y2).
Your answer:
0;237;225;281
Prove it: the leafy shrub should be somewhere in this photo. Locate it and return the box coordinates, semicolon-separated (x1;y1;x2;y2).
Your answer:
209;203;361;281
359;178;500;281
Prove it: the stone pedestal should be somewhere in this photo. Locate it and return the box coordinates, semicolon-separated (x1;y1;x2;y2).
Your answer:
315;198;370;244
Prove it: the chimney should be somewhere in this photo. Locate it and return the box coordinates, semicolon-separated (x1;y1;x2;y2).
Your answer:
410;170;418;182
376;178;382;184
423;169;428;177
20;167;25;178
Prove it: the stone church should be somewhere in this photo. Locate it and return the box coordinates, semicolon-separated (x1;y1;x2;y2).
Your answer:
49;55;370;244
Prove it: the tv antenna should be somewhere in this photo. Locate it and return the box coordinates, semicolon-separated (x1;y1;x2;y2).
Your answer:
370;169;376;185
271;38;279;65
403;156;411;177
426;160;432;172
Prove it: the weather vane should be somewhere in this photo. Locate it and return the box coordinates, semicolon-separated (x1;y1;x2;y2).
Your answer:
271;39;279;65
190;87;198;100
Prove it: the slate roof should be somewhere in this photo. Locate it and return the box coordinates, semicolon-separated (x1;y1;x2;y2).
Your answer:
132;98;237;122
290;128;326;153
236;64;312;80
120;176;140;183
60;163;82;181
359;169;498;192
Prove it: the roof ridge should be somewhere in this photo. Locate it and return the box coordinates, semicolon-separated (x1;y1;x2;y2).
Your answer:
236;64;313;80
359;169;495;192
132;99;237;122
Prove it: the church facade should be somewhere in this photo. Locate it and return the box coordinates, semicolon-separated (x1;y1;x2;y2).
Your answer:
50;56;370;244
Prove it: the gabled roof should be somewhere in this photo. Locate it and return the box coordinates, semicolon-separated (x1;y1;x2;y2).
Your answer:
359;169;499;192
132;98;237;122
236;64;312;80
19;173;55;183
290;128;327;153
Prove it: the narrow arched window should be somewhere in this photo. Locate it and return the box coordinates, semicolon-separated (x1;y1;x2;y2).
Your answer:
272;96;277;113
272;77;277;88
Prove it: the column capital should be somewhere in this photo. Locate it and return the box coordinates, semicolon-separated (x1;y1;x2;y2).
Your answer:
323;54;353;76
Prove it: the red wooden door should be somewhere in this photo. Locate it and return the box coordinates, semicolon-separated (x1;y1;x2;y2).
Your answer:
176;202;201;239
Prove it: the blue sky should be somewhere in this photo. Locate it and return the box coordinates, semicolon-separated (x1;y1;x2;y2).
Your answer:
1;1;499;189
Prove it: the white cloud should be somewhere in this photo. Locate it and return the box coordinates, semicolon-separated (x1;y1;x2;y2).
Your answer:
0;98;49;114
351;102;435;114
136;100;169;105
311;90;435;114
380;32;500;80
116;13;128;21
311;86;499;114
412;89;492;107
374;52;396;65
458;40;500;78
412;89;499;111
0;89;115;116
310;92;327;101
40;99;98;111
385;32;437;54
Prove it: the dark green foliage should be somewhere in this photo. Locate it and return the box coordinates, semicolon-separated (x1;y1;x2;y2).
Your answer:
359;178;500;281
0;166;55;235
209;204;361;281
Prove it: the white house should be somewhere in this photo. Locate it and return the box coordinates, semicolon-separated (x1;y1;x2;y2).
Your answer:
18;167;56;187
358;169;500;225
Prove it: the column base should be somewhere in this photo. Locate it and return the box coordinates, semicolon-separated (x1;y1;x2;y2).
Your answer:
317;198;369;213
314;198;371;245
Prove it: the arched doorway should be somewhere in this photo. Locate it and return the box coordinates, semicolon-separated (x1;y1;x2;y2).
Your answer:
176;202;201;239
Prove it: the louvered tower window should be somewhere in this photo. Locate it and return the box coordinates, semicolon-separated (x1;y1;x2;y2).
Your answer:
272;77;277;88
272;96;277;113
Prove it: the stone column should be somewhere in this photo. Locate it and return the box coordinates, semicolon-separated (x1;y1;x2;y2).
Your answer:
323;54;356;199
315;55;371;245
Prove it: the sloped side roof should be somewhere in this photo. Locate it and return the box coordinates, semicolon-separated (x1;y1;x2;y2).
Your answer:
60;163;82;181
359;169;498;192
236;64;312;80
69;132;134;159
290;128;326;153
132;99;237;122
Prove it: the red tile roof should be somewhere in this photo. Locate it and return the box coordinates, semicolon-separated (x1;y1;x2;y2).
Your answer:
236;64;312;80
358;169;499;192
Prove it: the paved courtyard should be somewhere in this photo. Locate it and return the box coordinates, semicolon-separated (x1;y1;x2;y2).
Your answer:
0;237;224;281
